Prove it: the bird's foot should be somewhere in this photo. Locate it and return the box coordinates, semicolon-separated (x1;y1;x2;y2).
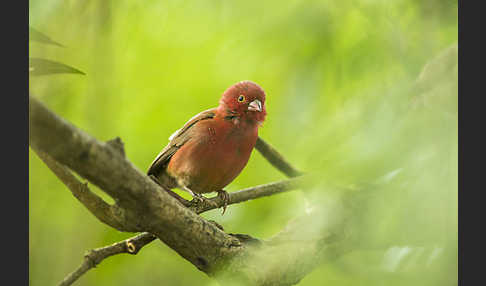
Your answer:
191;192;204;203
217;190;230;215
184;187;218;208
192;193;218;209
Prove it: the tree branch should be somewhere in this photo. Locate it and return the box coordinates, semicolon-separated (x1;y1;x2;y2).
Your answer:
33;148;128;231
255;137;303;177
190;175;310;214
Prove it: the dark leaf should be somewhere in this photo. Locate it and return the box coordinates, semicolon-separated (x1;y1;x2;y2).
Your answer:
29;26;64;47
29;58;86;76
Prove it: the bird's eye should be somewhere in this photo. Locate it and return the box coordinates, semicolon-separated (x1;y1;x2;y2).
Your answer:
237;95;245;102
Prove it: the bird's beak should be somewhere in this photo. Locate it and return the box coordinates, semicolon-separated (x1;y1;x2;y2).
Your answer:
248;99;262;112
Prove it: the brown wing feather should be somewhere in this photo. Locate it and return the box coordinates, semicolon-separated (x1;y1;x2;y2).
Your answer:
147;108;216;176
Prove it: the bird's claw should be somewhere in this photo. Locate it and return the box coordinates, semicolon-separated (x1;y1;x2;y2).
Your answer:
192;193;204;203
217;190;230;215
190;193;218;208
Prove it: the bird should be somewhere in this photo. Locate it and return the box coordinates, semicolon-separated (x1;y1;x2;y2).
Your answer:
147;80;267;214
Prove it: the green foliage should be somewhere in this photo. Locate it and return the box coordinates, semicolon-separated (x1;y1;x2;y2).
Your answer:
29;26;85;76
29;58;85;76
29;26;64;47
29;0;457;285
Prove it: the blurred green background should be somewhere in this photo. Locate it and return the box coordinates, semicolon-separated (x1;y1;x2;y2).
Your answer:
29;0;457;285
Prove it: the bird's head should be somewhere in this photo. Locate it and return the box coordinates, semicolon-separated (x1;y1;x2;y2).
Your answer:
218;80;267;124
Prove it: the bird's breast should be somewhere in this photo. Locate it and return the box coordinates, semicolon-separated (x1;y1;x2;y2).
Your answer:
166;119;258;193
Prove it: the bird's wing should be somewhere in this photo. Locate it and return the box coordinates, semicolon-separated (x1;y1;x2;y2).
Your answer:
147;108;216;175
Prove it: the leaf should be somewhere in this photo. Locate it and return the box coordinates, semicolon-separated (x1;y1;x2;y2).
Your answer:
29;58;86;76
29;26;64;47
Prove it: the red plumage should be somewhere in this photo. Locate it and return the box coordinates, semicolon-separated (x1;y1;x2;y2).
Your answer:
147;81;267;209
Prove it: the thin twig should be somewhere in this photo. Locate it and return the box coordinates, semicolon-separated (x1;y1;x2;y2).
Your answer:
255;137;303;177
58;233;156;286
190;175;309;214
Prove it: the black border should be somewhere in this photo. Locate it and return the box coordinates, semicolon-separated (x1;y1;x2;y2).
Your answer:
2;0;29;284
458;1;481;285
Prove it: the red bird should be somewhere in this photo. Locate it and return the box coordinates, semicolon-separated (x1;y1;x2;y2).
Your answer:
147;81;267;213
